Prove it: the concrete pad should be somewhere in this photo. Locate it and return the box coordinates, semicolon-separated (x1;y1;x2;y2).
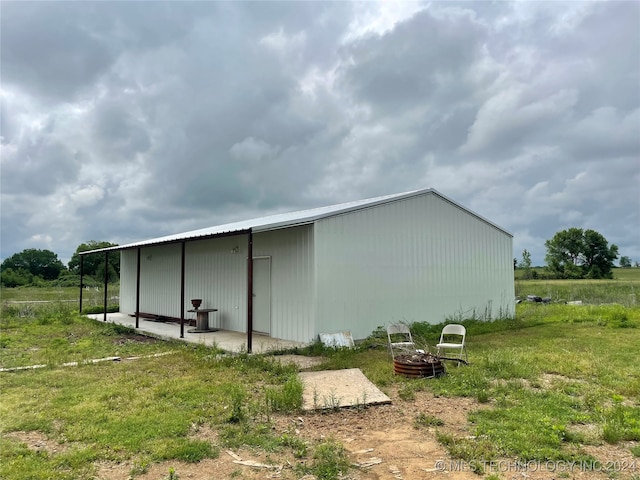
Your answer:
85;313;305;354
299;368;391;411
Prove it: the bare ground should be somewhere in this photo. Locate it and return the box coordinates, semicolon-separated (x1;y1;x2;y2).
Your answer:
7;386;638;480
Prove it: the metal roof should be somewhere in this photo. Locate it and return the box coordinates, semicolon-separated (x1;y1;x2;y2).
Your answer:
80;188;512;254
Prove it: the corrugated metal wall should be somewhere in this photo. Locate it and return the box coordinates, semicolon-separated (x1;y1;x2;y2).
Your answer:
120;244;182;318
252;226;315;342
120;237;247;330
119;249;137;313
314;193;514;340
119;225;315;342
185;236;248;331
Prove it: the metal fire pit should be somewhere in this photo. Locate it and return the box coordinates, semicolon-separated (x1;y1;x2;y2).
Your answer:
393;353;446;378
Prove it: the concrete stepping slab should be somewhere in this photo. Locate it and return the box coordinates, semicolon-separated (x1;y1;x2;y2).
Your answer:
299;368;391;411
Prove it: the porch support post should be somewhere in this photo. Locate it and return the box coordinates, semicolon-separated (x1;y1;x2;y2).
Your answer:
247;229;253;353
180;241;186;339
79;255;84;313
135;248;141;329
103;251;109;322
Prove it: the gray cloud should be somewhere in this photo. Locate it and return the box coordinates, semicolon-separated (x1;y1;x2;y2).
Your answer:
1;2;114;102
1;1;638;266
1;123;81;195
339;8;486;116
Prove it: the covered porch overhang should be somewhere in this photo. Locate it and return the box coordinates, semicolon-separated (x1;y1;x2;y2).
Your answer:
79;228;262;352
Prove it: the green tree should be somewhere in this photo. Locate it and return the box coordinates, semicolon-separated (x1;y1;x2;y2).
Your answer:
0;267;33;287
544;228;618;279
0;248;66;281
68;241;120;282
582;230;619;278
619;256;632;268
518;249;532;269
518;249;535;279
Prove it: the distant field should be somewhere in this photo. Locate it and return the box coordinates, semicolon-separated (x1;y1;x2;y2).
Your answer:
515;268;639;306
612;267;640;281
0;285;119;306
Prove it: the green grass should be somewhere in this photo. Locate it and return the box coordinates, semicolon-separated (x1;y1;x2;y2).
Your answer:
295;439;350;480
1;285;119;305
612;268;640;281
0;342;307;478
1;284;640;479
414;413;444;428
515;267;640;306
344;301;640;465
0;303;173;369
422;304;640;464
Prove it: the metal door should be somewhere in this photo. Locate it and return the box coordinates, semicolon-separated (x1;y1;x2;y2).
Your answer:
252;257;271;334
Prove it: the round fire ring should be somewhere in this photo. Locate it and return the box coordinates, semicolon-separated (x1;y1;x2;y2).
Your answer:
394;353;446;378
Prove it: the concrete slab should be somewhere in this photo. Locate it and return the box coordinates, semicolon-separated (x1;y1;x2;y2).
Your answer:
85;313;305;354
299;368;391;411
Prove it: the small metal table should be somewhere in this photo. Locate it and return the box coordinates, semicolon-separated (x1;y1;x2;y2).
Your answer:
187;308;218;333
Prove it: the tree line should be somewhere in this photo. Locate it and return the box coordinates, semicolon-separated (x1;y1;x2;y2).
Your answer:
1;241;119;287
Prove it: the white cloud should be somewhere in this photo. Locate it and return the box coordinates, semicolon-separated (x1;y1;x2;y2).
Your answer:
342;1;429;43
461;87;578;154
68;184;105;207
28;234;54;248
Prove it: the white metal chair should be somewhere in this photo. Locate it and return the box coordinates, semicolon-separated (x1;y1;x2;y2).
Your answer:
387;323;417;359
435;324;468;365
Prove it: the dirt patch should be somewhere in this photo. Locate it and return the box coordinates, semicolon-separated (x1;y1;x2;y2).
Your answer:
4;430;67;455
94;390;489;480
94;387;638;480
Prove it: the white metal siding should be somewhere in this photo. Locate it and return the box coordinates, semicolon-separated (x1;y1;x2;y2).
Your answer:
120;244;183;317
185;236;248;331
119;249;137;313
120;237;248;331
252;226;315;343
314;193;514;340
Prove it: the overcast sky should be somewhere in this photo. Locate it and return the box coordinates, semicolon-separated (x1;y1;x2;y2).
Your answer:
1;1;639;266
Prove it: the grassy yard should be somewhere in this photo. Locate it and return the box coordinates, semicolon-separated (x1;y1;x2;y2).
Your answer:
1;284;639;479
